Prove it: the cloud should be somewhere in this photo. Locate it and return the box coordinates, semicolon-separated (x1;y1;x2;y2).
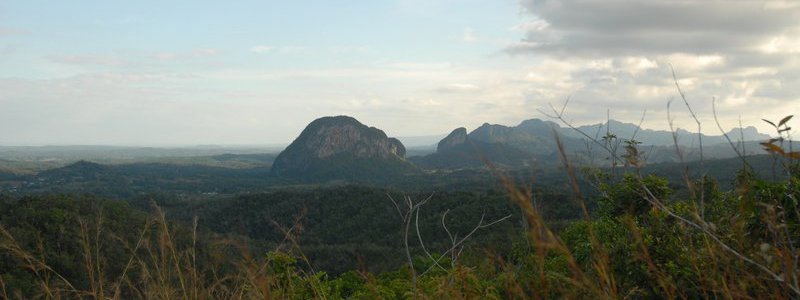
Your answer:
386;62;454;70
0;72;280;145
190;48;219;57
190;61;548;138
0;44;18;56
503;0;800;134
512;0;800;57
249;45;274;53
0;27;30;36
435;83;481;93
326;46;372;54
47;54;124;66
463;27;476;42
277;46;309;54
151;48;220;61
248;45;311;54
117;15;142;25
151;52;179;61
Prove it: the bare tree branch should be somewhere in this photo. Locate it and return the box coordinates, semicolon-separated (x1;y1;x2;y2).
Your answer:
637;179;799;296
670;64;706;218
712;97;753;171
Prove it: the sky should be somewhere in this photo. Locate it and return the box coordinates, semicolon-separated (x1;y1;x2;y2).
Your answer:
0;0;798;146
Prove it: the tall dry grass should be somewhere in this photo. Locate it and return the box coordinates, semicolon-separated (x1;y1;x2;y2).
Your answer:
0;202;327;299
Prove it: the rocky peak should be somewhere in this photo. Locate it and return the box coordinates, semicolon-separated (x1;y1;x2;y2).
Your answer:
727;126;771;141
517;118;557;130
437;127;468;152
468;123;515;143
271;116;409;176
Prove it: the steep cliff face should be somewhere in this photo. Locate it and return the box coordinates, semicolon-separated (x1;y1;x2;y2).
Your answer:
437;127;468;152
388;138;407;158
271;116;415;179
297;117;404;159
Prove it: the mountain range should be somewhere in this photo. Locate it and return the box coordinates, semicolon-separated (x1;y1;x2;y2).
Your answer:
271;115;772;179
569;119;768;147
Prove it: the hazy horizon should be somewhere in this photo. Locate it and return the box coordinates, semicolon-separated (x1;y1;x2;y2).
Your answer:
0;115;773;148
2;1;798;145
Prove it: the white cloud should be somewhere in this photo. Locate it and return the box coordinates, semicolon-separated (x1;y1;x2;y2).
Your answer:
760;31;800;54
463;27;476;42
151;48;220;61
435;83;480;93
0;72;303;145
151;52;178;61
248;45;311;55
386;61;454;70
191;48;219;57
249;45;274;53
277;46;309;54
47;54;124;66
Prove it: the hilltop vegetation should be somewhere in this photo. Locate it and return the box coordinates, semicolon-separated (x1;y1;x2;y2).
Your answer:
2;147;799;298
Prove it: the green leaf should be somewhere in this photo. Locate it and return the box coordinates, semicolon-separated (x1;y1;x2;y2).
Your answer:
763;119;777;128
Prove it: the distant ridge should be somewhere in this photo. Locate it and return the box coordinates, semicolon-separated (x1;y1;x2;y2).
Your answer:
571;120;770;146
413;118;772;169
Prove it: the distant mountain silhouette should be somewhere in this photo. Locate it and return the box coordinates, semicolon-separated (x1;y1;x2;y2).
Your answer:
414;119;580;169
571;119;770;146
414;118;771;169
271;116;417;180
412;127;536;169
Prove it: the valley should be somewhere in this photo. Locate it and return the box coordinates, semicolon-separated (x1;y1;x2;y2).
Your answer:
1;115;796;298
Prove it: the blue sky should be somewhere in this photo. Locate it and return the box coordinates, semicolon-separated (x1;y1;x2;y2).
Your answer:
1;0;798;145
0;1;520;77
